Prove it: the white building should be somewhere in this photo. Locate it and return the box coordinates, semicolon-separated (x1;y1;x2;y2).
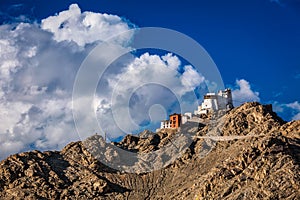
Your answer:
158;89;233;132
181;112;192;124
194;88;233;115
160;120;172;129
160;112;192;129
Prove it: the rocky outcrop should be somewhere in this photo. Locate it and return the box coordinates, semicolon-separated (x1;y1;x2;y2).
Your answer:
0;102;299;199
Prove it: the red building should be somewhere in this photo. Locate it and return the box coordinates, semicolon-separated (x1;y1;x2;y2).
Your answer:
160;113;182;129
169;113;181;128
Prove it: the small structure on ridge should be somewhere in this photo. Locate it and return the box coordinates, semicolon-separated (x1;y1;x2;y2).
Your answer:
158;89;234;131
194;88;233;115
160;113;181;129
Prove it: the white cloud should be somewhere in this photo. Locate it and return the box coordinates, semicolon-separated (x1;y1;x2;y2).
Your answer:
291;113;300;120
41;4;133;47
2;3;264;161
95;53;205;137
286;101;300;120
271;101;300;121
232;79;260;106
180;65;205;90
286;101;300;110
0;4;206;160
0;4;134;160
272;101;285;113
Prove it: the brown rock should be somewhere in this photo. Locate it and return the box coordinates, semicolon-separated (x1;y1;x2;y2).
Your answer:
0;102;299;199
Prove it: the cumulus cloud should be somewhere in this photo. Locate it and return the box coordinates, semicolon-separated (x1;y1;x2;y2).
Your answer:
232;79;260;106
0;4;134;160
0;3;207;160
286;101;300;110
41;4;134;47
271;101;300;121
94;53;205;137
286;101;300;120
181;65;205;90
0;23;80;159
232;80;300;121
1;3;248;160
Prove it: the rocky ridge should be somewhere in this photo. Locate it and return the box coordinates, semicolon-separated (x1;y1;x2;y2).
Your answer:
0;102;299;199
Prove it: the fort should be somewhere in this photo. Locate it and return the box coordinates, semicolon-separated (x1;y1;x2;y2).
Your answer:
160;113;182;129
159;88;233;130
194;88;233;115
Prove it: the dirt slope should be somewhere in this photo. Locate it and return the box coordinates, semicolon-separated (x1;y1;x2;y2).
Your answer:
0;102;299;199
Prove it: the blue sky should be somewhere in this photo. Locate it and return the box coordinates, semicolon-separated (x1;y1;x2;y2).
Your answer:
0;0;299;159
1;0;299;102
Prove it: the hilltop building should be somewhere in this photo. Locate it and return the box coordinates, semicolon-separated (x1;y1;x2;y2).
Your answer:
159;89;233;131
181;112;192;124
194;88;233;115
160;113;181;129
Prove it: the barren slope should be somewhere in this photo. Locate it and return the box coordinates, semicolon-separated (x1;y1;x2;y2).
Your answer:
0;102;299;199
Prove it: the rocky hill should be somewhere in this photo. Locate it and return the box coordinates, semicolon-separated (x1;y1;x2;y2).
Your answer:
0;102;299;199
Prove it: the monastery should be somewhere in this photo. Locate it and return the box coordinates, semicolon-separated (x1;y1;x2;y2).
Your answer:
159;88;233;130
194;88;233;115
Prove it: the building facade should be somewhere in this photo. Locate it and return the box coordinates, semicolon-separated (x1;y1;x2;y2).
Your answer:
181;112;192;124
160;113;181;129
194;88;233;115
159;89;234;131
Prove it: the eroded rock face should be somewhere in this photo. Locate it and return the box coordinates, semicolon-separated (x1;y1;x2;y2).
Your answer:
0;102;299;199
